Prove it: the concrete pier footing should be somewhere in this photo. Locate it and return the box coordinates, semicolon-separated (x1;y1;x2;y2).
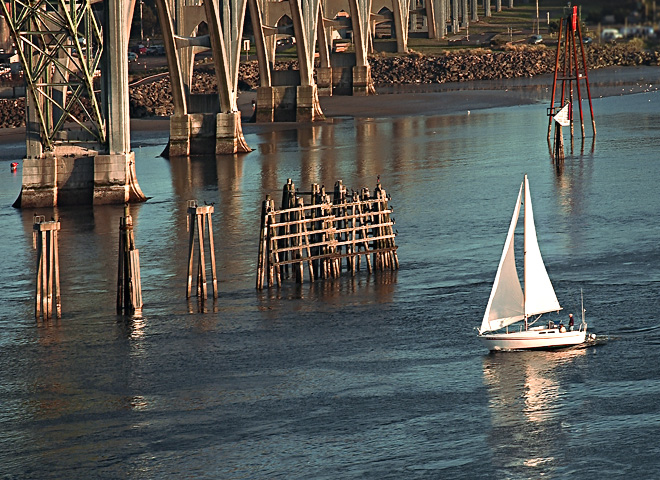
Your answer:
216;111;251;155
15;148;146;207
93;152;146;204
18;155;61;208
317;67;333;97
352;65;374;96
296;85;324;122
256;84;324;123
168;112;251;156
257;86;295;122
168;114;193;157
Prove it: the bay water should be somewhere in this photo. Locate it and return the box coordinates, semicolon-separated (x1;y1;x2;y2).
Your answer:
1;71;660;479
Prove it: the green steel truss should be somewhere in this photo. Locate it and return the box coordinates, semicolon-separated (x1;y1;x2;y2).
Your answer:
0;0;105;150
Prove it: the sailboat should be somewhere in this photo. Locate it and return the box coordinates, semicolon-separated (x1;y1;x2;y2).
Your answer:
478;175;591;351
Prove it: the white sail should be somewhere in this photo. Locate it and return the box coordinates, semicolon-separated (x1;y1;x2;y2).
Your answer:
523;176;562;316
480;184;525;333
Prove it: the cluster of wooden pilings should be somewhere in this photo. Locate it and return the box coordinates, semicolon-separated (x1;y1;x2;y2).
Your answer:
256;179;399;289
31;183;395;317
31;200;219;321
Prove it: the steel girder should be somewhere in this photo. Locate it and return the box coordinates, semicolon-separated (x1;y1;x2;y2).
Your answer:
0;0;105;151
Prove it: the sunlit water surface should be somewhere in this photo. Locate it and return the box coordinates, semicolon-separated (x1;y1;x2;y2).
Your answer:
1;85;660;479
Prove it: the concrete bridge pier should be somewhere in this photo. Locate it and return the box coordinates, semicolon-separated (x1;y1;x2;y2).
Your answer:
252;0;324;122
216;111;250;155
95;0;146;205
316;69;334;98
3;0;145;207
471;0;478;22
349;0;376;95
290;0;325;121
205;0;251;154
156;0;250;156
318;0;374;96
296;85;322;122
168;115;192;158
316;4;333;97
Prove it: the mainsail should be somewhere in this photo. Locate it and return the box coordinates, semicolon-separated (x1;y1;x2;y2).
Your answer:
479;176;561;334
523;176;561;316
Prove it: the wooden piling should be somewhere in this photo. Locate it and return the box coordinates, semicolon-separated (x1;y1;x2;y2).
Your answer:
554;122;565;162
299;199;315;283
360;188;374;274
333;180;348;275
117;204;143;316
256;195;270;289
310;183;321;279
186;200;218;300
33;215;61;321
279;179;295;278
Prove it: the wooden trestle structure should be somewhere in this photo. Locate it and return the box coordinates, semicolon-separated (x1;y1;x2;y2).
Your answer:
33;216;61;321
256;179;399;289
186;200;218;301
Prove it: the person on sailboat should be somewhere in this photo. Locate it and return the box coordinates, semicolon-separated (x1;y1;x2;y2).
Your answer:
568;314;575;331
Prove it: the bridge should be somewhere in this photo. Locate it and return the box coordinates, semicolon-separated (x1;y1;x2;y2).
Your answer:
2;0;514;207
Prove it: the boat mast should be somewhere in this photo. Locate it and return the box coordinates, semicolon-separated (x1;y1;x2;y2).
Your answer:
523;175;528;330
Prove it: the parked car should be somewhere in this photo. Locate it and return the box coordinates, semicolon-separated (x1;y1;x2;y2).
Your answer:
583;36;593;45
529;34;543;44
146;45;165;55
601;28;623;42
127;51;138;62
131;44;147;55
275;37;295;51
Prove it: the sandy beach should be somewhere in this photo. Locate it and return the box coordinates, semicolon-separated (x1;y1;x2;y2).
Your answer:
320;66;660;118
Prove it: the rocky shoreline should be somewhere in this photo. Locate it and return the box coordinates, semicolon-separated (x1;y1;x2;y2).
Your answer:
1;43;659;128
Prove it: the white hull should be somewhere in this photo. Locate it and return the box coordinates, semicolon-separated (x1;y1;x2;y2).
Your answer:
479;327;587;351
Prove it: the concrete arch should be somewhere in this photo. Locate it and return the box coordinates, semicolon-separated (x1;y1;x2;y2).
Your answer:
276;14;293;26
374;6;394;38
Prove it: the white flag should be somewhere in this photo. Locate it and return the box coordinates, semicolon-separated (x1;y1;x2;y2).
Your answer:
553;104;571;127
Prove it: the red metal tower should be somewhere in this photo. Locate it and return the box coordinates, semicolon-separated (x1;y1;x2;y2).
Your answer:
547;6;596;156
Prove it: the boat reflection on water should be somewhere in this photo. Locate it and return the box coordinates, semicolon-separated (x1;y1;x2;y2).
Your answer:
482;348;588;476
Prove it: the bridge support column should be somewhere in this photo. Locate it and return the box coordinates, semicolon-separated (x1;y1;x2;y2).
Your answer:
317;67;333;97
461;0;469;28
18;156;58;208
168;114;192;157
94;152;143;204
216;112;251;155
296;85;323;122
256;87;276;123
99;0;146;204
352;65;373;96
